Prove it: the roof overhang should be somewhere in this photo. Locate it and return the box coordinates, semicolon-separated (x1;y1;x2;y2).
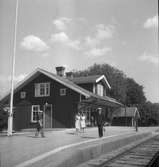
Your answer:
40;69;90;98
0;69;42;103
0;68;91;103
96;75;111;89
112;107;140;118
0;68;121;109
80;96;123;108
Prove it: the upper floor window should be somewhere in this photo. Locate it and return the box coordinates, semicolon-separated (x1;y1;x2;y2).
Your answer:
60;88;66;96
35;82;50;97
20;91;26;99
97;84;104;96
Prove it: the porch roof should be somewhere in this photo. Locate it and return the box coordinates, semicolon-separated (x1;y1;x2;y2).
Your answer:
79;95;123;108
112;107;140;117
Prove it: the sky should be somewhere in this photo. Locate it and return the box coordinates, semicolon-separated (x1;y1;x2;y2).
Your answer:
0;0;158;103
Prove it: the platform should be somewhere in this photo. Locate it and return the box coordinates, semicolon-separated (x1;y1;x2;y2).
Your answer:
0;126;159;167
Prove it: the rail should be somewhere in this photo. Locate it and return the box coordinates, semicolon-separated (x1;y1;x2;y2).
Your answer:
78;133;159;167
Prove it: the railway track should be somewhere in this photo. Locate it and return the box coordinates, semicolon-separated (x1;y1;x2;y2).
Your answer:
78;133;159;167
102;134;159;167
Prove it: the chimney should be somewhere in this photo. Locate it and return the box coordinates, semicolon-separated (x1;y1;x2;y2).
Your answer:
55;66;65;77
66;72;74;79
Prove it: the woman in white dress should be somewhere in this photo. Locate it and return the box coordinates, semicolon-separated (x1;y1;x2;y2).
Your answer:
80;113;86;133
75;112;81;134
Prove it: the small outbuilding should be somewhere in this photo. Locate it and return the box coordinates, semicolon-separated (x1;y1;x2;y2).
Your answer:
111;107;140;126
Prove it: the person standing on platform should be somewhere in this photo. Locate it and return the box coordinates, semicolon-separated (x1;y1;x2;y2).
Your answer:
75;112;81;134
134;108;140;132
80;113;86;133
91;116;95;127
96;108;104;138
35;112;45;137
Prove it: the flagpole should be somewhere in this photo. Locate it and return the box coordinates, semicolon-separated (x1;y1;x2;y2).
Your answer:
7;0;19;136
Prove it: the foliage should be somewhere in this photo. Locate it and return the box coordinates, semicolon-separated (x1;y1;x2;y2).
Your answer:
139;102;159;126
0;104;8;131
73;63;145;104
73;63;127;103
125;78;146;106
72;63;159;126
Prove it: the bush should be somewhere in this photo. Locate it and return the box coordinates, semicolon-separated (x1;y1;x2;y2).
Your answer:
0;107;8;132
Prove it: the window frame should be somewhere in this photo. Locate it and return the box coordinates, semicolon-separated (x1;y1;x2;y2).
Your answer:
97;84;104;96
60;88;66;96
31;105;41;123
35;82;50;97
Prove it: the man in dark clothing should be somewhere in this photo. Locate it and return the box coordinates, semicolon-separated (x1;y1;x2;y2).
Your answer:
96;108;104;137
134;109;140;132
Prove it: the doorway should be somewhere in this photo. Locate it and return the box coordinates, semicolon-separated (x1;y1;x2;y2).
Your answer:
43;104;52;128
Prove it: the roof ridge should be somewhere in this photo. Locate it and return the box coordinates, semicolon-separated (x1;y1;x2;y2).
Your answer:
38;69;95;97
27;69;120;105
0;68;123;107
72;74;102;78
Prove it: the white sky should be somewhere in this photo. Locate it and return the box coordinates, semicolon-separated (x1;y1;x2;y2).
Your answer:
0;0;158;102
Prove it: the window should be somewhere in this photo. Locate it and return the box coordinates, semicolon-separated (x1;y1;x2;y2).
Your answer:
97;84;104;96
35;82;50;97
31;105;42;122
60;88;66;96
20;91;26;99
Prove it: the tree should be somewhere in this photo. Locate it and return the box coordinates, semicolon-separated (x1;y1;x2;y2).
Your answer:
72;63;148;106
126;78;146;106
0;103;8;131
72;63;158;126
137;102;159;126
73;63;127;103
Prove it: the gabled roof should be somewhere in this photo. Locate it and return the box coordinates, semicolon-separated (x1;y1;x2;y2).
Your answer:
0;68;122;107
0;68;91;103
70;75;101;83
70;75;111;89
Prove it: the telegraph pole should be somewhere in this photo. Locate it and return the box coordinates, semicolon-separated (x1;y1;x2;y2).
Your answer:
7;0;19;136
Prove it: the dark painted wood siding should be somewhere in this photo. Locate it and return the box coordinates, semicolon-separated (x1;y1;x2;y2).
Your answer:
76;83;93;93
9;73;81;130
77;81;107;96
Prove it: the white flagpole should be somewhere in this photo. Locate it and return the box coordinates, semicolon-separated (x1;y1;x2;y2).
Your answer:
7;0;19;136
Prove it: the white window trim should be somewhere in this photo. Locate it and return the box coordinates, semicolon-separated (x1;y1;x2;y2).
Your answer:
93;84;96;94
96;75;111;89
31;105;41;123
97;84;104;96
35;82;50;97
60;88;66;96
79;94;82;102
